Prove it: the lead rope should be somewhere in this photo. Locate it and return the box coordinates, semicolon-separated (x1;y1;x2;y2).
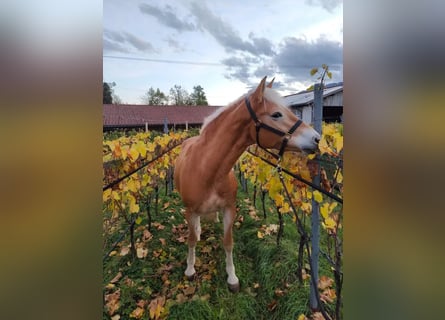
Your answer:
276;160;333;320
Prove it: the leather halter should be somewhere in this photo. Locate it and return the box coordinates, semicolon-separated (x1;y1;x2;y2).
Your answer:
245;96;302;160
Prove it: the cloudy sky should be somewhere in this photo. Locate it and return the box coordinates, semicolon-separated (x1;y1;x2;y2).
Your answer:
103;0;343;105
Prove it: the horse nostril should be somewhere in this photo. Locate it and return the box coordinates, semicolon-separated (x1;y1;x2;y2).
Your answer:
314;137;320;144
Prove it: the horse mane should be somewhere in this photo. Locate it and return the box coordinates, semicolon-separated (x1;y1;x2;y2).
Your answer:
200;87;285;134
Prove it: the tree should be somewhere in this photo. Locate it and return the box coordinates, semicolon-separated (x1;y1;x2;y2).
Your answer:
112;93;122;104
307;64;332;91
141;87;168;105
189;85;208;105
169;85;192;105
103;82;115;104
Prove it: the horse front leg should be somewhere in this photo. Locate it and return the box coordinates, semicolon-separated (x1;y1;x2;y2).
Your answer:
223;205;240;292
185;210;200;279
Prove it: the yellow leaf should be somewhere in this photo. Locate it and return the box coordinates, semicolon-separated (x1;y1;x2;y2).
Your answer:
134;141;147;158
127;194;139;213
336;170;343;184
147;142;155;152
323;217;337;230
279;202;290;214
103;189;112;202
126;179;139;193
129;148;139;162
301;202;312;212
307;153;316;160
334;134;343;152
141;174;151;187
329;202;338;213
313;190;323;203
111;191;120;200
257;231;264;239
272;193;285;207
320;203;329;219
130;201;139;214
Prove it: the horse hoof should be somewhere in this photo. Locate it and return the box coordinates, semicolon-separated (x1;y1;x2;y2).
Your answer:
228;282;240;293
186;273;196;281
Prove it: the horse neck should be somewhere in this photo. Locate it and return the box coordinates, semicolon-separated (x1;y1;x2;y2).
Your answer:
199;101;253;177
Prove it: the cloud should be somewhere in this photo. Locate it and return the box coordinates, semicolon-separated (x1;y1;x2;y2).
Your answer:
103;38;130;54
164;36;186;52
139;3;197;32
103;29;155;53
274;36;343;82
221;56;255;83
189;2;274;56
305;0;343;13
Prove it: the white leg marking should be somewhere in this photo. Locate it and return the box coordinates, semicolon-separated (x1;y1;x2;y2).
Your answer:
185;246;196;277
195;215;201;241
223;209;239;286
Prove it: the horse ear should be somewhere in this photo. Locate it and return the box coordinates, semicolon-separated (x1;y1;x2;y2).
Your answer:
266;77;275;88
252;76;267;103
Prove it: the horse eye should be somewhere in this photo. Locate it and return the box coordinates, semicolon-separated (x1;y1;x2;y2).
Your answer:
271;112;282;119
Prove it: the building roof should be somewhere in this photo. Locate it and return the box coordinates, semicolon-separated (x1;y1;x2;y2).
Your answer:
103;104;221;127
284;83;343;107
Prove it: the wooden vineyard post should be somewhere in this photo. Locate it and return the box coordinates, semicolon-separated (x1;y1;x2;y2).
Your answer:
310;83;323;310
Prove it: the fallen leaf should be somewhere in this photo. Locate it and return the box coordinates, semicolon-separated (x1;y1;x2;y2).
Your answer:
175;293;187;304
143;229;153;241
312;312;325;320
202;274;212;281
267;299;278;311
119;246;130;256
200;294;211;301
137;247;148;259
159;238;166;246
149;296;165;320
274;288;285;297
320;288;336;303
110;271;122;284
183;285;196;296
111;315;121;320
105;283;115;290
104;289;120;316
136;300;147;308
201;245;212;254
318;275;334;290
253;283;260;289
129;307;144;319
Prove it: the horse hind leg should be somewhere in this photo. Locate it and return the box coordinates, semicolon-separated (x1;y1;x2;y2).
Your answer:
185;211;200;279
223;206;240;292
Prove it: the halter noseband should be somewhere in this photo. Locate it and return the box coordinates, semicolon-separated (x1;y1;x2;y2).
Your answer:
245;96;303;160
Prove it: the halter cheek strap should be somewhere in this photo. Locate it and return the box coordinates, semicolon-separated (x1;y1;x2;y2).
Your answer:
245;97;303;159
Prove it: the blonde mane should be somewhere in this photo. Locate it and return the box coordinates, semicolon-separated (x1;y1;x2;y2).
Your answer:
200;87;285;134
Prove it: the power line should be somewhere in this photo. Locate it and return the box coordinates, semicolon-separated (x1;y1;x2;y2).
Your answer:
103;55;223;66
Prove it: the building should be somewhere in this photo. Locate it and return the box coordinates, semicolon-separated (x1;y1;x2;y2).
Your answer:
283;82;343;124
103;104;221;132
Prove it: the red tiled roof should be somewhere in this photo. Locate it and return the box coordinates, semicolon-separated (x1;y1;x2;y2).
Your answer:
103;104;221;127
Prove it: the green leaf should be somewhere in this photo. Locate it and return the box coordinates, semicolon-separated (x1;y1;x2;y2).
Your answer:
135;216;143;225
327;71;332;79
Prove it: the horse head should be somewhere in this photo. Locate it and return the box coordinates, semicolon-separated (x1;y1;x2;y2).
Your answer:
246;76;320;155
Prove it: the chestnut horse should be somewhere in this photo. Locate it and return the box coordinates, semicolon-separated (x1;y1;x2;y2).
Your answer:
174;76;320;292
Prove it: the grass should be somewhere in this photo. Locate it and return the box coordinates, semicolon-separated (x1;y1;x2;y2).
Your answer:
103;180;339;319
